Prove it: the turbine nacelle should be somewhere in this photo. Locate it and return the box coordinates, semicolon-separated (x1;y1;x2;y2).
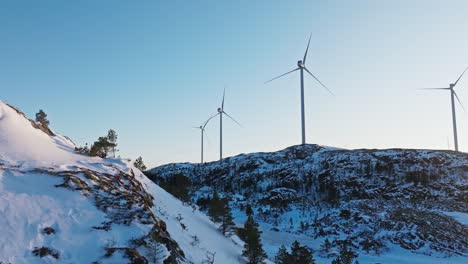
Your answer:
217;107;222;113
297;60;305;68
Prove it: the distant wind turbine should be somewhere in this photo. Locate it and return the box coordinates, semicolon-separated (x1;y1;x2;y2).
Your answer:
193;115;216;163
265;34;333;145
214;89;241;160
420;67;468;152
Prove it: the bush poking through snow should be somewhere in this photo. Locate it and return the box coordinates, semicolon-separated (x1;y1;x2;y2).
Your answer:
42;227;55;235
202;251;216;264
190;235;200;246
32;247;60;259
134;156;147;171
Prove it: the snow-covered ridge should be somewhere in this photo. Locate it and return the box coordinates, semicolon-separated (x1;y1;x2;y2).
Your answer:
148;144;468;263
0;101;243;263
0;101;75;168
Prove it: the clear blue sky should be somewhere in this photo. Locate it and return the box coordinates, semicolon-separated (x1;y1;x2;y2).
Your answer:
1;0;468;167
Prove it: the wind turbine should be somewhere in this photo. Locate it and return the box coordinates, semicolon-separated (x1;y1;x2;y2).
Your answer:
420;67;468;152
193;115;216;163
265;34;333;145
214;89;241;160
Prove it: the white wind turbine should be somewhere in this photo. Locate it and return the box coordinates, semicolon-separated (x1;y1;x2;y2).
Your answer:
265;34;333;145
214;89;241;160
193;115;216;163
420;67;468;152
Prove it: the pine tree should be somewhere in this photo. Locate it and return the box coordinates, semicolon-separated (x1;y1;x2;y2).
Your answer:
90;136;113;158
35;109;50;127
290;240;314;264
219;198;235;236
320;238;332;253
246;204;254;217
134;156;147;171
331;243;358;264
107;129;118;158
208;191;223;223
274;245;291;264
242;216;267;264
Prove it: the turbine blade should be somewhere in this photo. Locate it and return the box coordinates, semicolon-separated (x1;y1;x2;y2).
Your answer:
203;113;219;128
222;88;226;110
222;111;242;127
304;67;334;95
454;91;466;113
454;67;468;87
303;33;312;64
265;68;299;84
417;88;450;90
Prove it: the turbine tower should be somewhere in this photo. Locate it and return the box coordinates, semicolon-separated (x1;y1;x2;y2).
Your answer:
215;89;241;160
265;34;333;145
421;67;468;152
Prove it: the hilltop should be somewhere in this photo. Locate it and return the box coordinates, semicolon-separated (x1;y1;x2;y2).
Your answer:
148;144;468;263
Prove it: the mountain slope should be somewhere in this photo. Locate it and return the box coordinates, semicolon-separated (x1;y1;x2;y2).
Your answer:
148;144;468;263
0;101;243;263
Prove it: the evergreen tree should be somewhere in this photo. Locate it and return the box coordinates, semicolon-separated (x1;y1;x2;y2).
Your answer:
90;136;114;158
290;240;314;264
219;198;235;236
208;191;223;223
246;204;254;217
275;241;314;264
107;129;118;158
242;216;267;264
134;156;147;171
274;245;292;264
35;109;50;127
331;243;358;264
88;130;118;158
320;238;332;253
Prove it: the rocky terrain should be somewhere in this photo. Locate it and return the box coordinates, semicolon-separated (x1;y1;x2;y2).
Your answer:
148;144;468;263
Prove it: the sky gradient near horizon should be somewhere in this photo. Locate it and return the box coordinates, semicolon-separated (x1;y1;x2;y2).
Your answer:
1;0;468;167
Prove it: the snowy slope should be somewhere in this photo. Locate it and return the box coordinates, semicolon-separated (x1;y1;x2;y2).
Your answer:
148;144;468;264
0;101;243;263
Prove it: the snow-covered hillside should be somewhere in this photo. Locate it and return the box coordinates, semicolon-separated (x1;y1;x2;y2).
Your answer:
0;101;243;263
148;144;468;264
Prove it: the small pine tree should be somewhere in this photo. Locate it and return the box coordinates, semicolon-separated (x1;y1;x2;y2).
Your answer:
321;238;332;253
90;136;113;158
35;109;50;127
134;156;147;171
107;129;118;158
242;216;267;264
274;245;291;264
331;243;358;264
219;198;235;236
208;191;223;223
290;240;314;264
246;204;254;217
